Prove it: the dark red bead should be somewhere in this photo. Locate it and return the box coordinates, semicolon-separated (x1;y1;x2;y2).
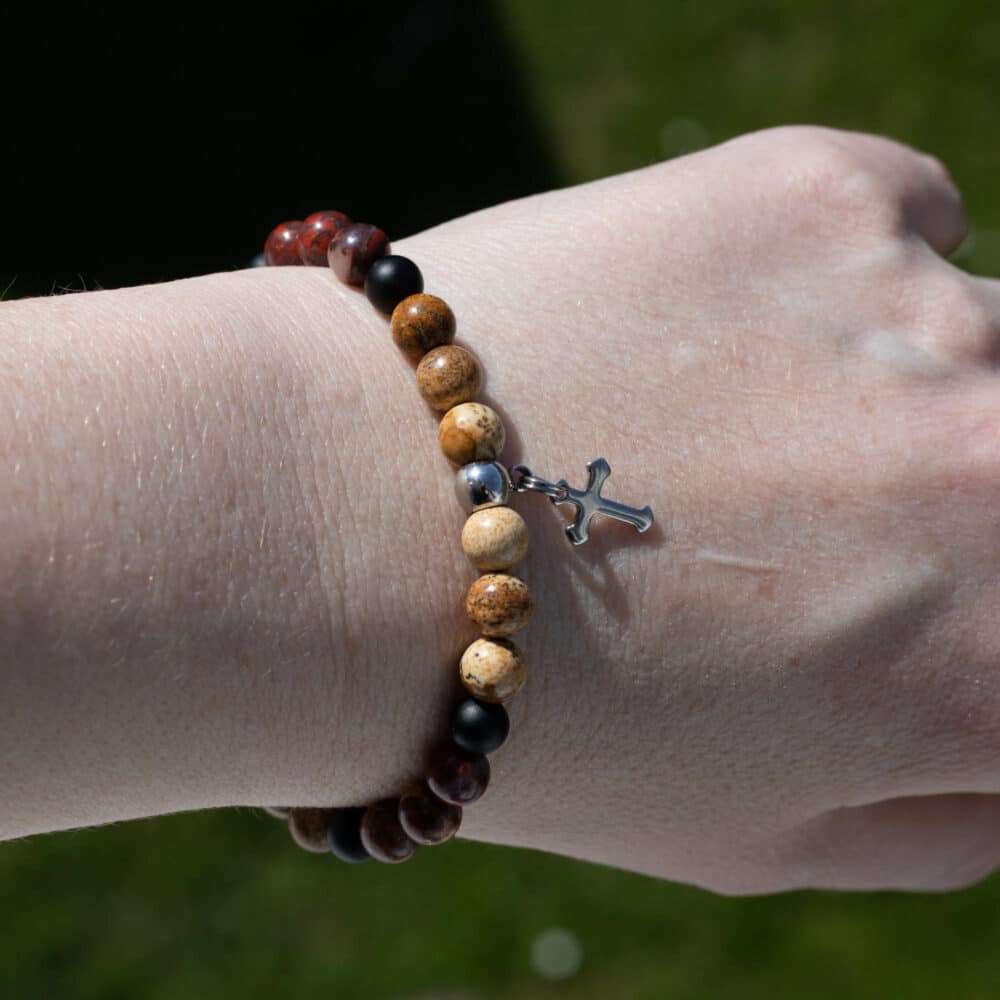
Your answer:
327;223;390;286
297;209;352;266
399;785;462;845
427;744;490;806
264;220;304;266
360;798;416;863
287;807;335;853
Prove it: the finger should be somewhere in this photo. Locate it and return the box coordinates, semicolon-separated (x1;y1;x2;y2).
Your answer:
780;794;1000;892
830;131;968;257
901;153;968;258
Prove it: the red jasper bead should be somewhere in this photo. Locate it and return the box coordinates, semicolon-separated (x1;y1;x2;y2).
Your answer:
399;785;462;845
360;798;416;863
264;220;304;266
297;209;352;266
427;743;490;806
328;223;390;286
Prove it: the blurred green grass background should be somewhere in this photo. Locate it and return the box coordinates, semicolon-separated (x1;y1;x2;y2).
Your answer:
5;1;1000;996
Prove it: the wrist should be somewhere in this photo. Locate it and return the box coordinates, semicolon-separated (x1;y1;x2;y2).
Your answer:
252;238;596;854
0;265;460;834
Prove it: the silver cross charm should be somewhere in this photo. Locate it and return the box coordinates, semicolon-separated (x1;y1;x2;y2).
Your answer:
511;458;654;545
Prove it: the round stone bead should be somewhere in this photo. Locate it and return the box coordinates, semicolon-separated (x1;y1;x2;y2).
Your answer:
455;461;511;513
262;805;290;819
427;744;491;806
461;506;529;570
459;636;525;703
288;807;334;854
390;294;456;360
327;806;371;863
328;223;390;285
439;402;505;465
416;345;482;412
264;220;304;266
360;798;416;863
452;697;510;755
466;573;533;637
298;209;352;266
364;255;423;313
398;785;462;845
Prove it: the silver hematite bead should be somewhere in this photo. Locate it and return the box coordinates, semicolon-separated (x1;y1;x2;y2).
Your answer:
455;461;511;512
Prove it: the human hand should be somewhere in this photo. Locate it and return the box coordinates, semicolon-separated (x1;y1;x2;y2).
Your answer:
7;125;1000;896
403;125;1000;893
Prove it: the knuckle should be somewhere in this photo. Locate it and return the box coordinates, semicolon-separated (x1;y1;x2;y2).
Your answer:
754;123;857;154
880;268;996;364
779;136;900;234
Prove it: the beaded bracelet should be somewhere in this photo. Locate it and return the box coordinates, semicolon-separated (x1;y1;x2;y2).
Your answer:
259;210;654;864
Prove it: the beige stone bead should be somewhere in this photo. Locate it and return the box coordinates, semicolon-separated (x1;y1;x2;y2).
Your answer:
439;402;505;465
461;506;529;571
466;573;533;636
415;345;482;411
459;637;525;703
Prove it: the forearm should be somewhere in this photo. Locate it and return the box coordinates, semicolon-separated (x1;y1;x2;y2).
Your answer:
0;259;495;837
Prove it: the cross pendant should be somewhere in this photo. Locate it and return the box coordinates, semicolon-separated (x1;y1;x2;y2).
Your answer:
510;458;654;546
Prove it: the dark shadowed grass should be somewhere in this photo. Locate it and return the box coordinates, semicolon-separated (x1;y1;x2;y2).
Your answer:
506;0;1000;278
2;809;1000;998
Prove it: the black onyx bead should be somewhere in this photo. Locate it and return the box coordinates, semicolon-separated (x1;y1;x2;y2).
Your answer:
427;743;491;806
364;255;424;314
326;807;371;863
451;698;510;755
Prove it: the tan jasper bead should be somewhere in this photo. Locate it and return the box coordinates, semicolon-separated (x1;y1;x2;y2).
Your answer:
461;506;529;571
415;345;482;411
466;573;533;637
390;293;456;359
439;402;506;465
459;637;525;703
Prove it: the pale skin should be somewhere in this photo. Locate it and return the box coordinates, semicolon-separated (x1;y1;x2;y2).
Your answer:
4;125;1000;895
